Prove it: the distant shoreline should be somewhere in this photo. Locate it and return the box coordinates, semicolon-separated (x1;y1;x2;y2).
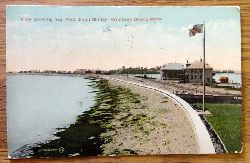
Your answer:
7;73;242;96
6;72;101;79
7;72;83;77
7;71;242;75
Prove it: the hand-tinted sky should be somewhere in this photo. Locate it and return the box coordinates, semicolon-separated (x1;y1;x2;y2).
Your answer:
6;6;241;71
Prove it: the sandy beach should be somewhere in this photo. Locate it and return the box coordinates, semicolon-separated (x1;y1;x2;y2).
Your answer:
100;78;199;155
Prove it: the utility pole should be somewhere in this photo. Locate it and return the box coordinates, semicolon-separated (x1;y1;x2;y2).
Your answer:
202;21;206;112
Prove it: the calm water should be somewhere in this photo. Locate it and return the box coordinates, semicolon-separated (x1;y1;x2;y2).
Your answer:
213;73;241;84
7;75;96;155
129;73;242;84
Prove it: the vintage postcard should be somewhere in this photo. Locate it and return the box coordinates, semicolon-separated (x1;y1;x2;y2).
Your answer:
6;6;242;158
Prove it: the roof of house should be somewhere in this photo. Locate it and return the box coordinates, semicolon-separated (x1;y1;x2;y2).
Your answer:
161;63;184;70
186;60;212;69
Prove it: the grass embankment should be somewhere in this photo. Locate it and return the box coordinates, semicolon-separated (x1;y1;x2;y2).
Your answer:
31;78;147;157
195;103;242;152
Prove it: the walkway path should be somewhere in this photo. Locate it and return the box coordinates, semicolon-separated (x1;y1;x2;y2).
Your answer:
104;76;215;154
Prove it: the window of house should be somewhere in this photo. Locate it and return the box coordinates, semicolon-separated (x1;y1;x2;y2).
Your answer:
200;75;202;79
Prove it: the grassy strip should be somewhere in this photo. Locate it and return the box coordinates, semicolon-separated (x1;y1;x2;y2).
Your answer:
211;85;241;91
195;103;242;152
30;78;144;157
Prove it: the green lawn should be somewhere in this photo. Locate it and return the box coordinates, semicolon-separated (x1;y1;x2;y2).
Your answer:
202;103;242;153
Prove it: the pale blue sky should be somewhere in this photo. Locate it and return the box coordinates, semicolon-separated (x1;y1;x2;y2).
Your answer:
6;6;241;71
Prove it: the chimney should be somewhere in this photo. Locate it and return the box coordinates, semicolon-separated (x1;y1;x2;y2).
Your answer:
186;60;191;68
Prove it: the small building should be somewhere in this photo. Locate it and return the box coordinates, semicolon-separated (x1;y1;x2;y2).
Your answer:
186;60;213;84
220;77;229;83
160;63;185;80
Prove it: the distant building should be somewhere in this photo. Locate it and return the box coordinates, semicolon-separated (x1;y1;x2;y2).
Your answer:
73;69;86;74
185;60;213;84
94;69;108;74
43;70;57;73
57;70;67;74
95;70;102;74
30;69;40;73
160;63;185;80
85;70;93;74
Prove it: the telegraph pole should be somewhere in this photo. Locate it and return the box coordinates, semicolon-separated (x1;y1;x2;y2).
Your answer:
202;21;206;112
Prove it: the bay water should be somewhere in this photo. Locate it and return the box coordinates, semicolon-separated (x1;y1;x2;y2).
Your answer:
7;74;96;156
